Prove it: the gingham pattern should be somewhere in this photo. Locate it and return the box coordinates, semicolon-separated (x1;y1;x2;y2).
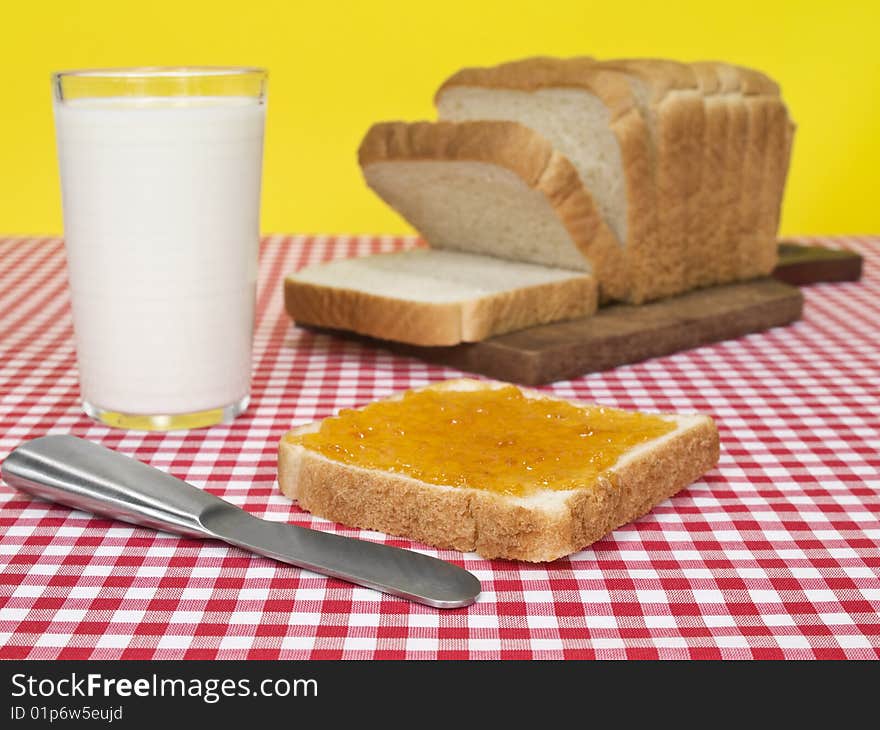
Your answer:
0;234;878;660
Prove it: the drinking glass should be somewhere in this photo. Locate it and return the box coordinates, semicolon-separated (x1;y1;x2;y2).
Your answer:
53;67;267;430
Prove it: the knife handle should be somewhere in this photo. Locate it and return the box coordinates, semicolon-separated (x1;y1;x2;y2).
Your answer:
1;434;221;539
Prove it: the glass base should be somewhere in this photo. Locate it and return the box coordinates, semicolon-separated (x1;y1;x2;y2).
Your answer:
82;394;249;431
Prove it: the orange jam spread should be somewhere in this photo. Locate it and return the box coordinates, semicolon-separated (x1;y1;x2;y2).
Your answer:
288;385;676;497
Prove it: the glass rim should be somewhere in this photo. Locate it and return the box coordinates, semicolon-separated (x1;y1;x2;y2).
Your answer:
52;66;267;81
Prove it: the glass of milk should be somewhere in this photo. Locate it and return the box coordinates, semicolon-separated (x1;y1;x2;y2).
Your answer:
52;67;266;430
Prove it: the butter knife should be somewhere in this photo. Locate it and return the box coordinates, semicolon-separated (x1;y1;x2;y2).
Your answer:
1;435;480;609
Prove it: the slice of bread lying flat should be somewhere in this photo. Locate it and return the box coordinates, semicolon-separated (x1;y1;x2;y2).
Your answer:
284;249;597;346
278;379;720;562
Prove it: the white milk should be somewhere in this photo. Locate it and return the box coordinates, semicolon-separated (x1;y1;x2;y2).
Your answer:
54;97;265;415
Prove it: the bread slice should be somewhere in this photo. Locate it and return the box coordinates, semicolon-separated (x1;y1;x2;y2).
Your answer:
689;62;736;289
692;62;749;285
774;117;796;235
435;58;657;303
284;249;597;346
729;66;785;279
750;72;793;272
278;379;720;562
358;119;630;303
592;59;705;300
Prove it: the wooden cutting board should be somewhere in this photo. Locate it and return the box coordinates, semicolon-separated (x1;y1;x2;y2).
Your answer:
300;242;860;385
307;278;802;385
773;241;863;285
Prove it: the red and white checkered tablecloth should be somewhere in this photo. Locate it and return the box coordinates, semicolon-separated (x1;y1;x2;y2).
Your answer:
0;234;878;660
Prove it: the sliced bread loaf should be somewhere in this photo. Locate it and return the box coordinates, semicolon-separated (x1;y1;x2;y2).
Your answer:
358;119;630;301
435;56;795;297
284;249;597;346
278;378;720;562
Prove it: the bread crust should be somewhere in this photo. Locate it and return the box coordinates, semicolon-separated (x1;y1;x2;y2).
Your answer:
694;62;750;285
277;380;720;561
750;99;787;275
284;264;597;346
689;62;732;289
436;57;638;120
774;118;796;235
359;119;630;302
730;65;788;280
750;67;793;275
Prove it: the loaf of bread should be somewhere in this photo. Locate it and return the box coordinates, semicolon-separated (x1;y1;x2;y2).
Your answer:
278;379;720;561
283;55;794;345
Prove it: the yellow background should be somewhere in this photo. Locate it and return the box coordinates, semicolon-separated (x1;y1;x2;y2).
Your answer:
2;0;878;235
